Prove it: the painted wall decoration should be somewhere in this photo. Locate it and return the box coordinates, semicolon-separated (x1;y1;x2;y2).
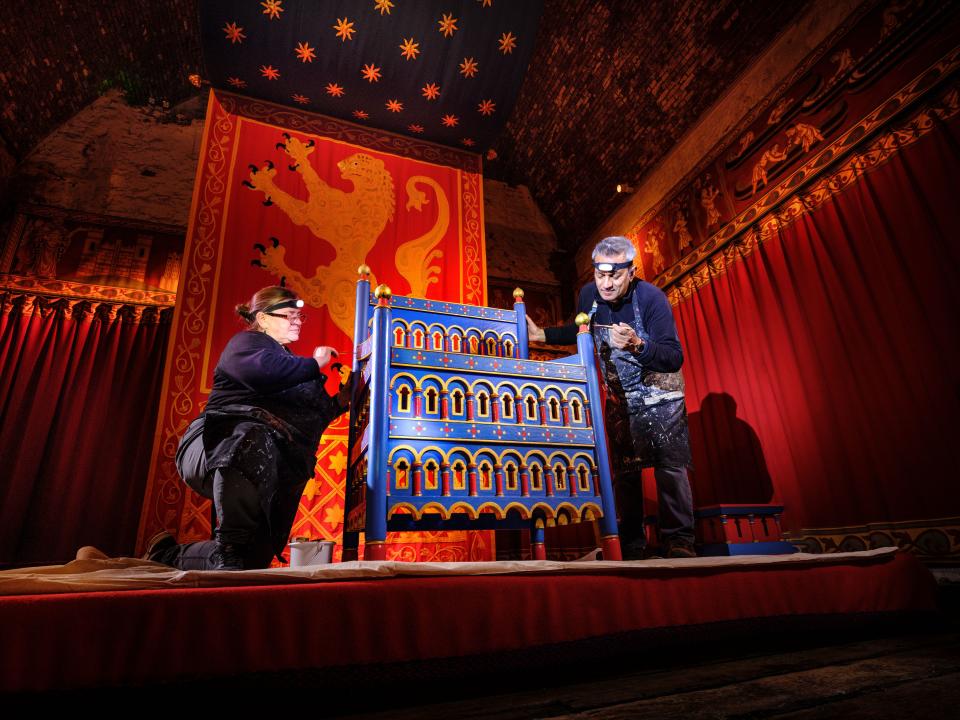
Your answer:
621;0;959;295
0;204;183;309
137;90;489;561
488;278;563;330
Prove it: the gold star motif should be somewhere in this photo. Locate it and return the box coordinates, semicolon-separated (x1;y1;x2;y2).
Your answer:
352;109;369;120
223;21;245;44
301;477;320;501
292;94;310;104
328;450;347;474
227;77;247;88
498;31;517;54
477;99;496;116
421;82;440;100
437;13;458;37
323;505;345;526
260;65;281;80
260;0;283;20
374;0;394;15
441;114;459;127
386;99;404;113
459;57;479;78
294;41;316;63
361;63;382;83
408;124;425;134
325;82;345;97
461;137;475;146
333;17;356;42
399;37;420;60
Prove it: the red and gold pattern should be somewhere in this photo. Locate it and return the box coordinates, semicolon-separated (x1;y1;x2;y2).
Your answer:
137;91;489;560
0;275;175;309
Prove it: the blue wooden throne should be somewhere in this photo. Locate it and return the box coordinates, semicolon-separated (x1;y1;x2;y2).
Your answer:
343;266;623;561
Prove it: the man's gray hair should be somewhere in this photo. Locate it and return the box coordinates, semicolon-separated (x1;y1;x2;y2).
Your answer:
592;236;636;262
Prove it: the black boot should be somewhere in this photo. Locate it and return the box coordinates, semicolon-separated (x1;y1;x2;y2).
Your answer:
141;530;177;562
211;542;246;571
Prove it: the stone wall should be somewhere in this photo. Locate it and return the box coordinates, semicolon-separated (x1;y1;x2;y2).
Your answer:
8;91;204;229
483;178;569;327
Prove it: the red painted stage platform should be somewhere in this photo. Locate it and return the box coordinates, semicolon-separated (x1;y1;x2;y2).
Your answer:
0;549;937;695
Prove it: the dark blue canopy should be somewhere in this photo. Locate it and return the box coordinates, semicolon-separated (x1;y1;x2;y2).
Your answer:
199;0;543;152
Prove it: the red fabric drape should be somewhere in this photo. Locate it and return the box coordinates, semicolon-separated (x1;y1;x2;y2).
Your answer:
679;114;960;530
0;300;170;566
0;552;936;693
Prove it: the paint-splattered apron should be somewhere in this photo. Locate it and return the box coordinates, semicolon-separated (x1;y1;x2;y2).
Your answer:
591;290;691;470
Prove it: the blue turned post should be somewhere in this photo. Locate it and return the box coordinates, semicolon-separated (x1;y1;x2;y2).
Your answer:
513;287;529;359
576;312;622;560
364;283;392;561
343;265;372;561
352;264;372;373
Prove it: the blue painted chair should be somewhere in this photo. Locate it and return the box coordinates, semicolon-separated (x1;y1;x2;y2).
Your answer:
343;266;622;561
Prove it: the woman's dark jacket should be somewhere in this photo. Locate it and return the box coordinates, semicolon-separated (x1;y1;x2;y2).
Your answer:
201;330;345;556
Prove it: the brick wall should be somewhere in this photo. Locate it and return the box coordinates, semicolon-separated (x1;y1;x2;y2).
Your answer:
0;0;201;162
487;0;810;253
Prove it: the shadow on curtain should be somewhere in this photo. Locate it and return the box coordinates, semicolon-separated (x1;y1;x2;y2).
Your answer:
677;113;960;531
0;298;170;567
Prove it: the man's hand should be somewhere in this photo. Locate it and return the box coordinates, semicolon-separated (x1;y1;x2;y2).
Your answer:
609;323;644;351
526;315;546;343
313;345;338;369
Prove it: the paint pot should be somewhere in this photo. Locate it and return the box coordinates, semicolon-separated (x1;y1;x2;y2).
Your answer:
288;540;335;567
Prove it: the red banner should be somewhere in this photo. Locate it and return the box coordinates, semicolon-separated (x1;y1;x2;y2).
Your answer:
138;91;492;561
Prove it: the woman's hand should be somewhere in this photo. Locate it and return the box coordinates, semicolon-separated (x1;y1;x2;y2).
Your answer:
336;380;351;409
313;346;338;369
333;363;351;409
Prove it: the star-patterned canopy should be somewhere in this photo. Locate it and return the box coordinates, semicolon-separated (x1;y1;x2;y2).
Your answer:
199;0;543;152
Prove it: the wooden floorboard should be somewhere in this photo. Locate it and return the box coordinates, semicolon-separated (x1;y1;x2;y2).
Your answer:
552;639;960;719
341;628;960;720
768;672;960;719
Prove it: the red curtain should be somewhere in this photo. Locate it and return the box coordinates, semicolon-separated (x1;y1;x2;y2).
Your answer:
0;297;170;566
679;113;960;531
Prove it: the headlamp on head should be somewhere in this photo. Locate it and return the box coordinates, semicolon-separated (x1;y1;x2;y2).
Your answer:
593;260;633;273
263;298;304;313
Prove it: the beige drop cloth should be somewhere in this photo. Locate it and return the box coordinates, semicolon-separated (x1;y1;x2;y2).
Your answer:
0;546;900;596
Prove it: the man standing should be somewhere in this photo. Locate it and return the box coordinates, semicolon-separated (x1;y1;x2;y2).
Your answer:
527;236;696;559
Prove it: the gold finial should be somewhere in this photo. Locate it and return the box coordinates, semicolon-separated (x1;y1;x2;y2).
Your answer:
373;284;392;299
357;264;371;276
574;312;591;326
512;287;524;300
